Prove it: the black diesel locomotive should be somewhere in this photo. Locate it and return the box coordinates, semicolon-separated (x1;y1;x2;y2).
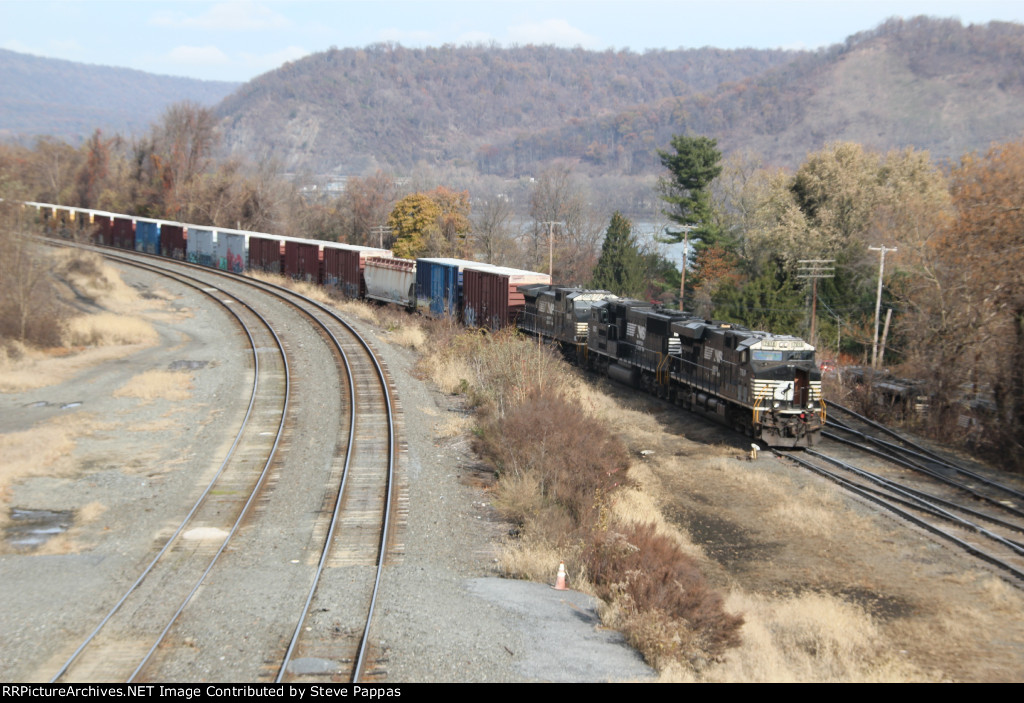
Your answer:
519;285;824;447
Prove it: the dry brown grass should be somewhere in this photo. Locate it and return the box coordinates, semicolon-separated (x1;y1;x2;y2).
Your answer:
0;414;100;524
53;249;141;311
0;345;158;392
77;501;108;524
434;415;473;439
424;327;744;670
496;533;586;587
112;370;193;402
291;280;336;306
334;298;382;326
609;474;707;563
702;457;861;538
688;590;923;682
422;328;576;416
386;324;426;349
586;521;745;667
62;313;159;347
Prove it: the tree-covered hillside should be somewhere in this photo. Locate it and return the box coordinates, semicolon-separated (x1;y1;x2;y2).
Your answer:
0;49;238;143
216;43;797;174
496;17;1024;171
216;17;1024;175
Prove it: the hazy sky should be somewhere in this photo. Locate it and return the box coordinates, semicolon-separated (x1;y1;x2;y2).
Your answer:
3;0;1022;82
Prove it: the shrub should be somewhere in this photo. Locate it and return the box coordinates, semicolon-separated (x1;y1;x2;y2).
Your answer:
0;222;68;349
473;385;629;529
423;324;744;670
586;522;744;665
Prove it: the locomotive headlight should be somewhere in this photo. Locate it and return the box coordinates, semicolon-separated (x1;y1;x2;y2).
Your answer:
773;402;780;409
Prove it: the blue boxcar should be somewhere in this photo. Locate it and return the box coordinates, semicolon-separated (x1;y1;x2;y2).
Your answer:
135;220;160;254
415;258;490;319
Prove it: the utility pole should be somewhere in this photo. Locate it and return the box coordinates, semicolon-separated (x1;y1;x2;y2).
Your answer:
668;225;695;311
371;225;393;250
869;245;897;369
540;221;561;276
797;259;835;346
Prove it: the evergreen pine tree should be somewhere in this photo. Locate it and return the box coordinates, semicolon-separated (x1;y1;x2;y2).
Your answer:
591;212;646;298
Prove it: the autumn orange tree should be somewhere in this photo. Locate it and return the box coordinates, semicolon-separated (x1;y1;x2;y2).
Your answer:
427;186;472;258
387;186;471;260
936;140;1024;464
689;245;742;318
888;138;1023;465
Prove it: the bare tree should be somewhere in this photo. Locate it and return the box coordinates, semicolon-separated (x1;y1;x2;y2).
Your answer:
0;204;64;349
341;171;398;245
473;191;519;265
528;164;602;282
155;102;218;219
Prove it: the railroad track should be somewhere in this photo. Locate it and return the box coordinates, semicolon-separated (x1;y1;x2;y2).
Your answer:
45;243;398;682
825;401;1024;514
773;402;1024;584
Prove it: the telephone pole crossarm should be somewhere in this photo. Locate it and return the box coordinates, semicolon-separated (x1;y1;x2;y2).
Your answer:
796;259;835;345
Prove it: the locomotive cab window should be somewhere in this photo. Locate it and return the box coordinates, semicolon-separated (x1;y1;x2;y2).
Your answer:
752;350;783;362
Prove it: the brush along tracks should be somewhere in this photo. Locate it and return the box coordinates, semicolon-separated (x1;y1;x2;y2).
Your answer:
46;244;397;683
774;403;1024;584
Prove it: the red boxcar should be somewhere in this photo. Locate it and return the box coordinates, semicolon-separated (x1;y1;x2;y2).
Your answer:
160;224;187;260
91;214;113;246
463;266;551;330
323;244;391;299
284;240;322;283
248;235;284;273
111;216;135;250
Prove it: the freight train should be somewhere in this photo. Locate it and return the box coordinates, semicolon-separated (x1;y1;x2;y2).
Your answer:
26;201;823;446
519;285;824;446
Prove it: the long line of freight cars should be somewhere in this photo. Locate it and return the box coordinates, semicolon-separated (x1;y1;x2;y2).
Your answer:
28;202;551;330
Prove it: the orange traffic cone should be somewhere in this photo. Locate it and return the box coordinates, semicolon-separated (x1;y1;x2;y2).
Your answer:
554;561;567;590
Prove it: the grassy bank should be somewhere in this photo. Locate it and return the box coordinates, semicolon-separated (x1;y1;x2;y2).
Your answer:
417;325;744;671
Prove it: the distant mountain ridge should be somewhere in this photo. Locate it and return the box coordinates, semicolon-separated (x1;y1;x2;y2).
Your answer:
216;16;1024;174
0;49;239;143
215;43;799;174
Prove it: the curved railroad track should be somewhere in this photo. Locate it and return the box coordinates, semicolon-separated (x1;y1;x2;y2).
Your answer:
45;243;398;682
